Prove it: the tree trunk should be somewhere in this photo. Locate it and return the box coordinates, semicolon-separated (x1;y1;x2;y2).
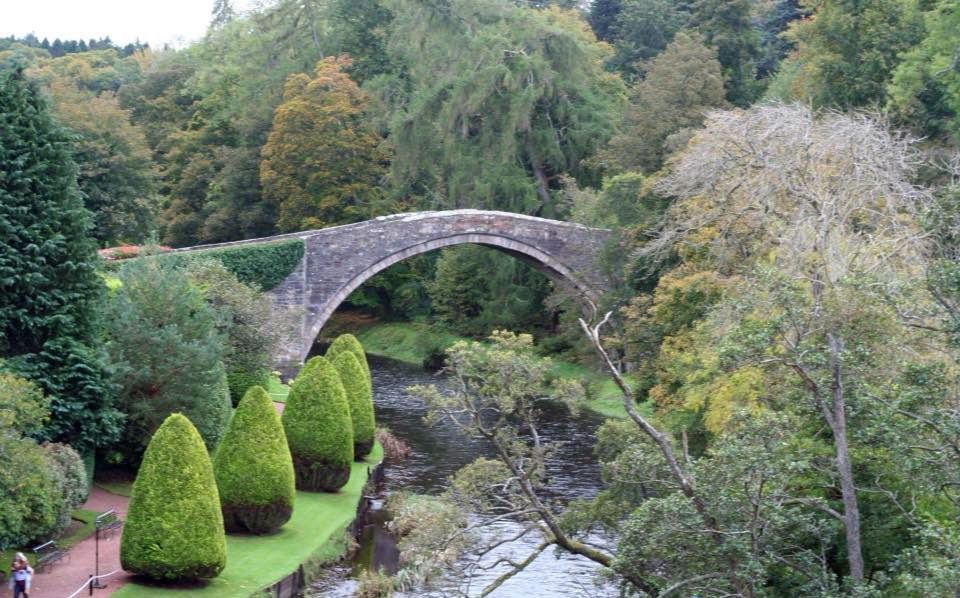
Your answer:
827;334;865;582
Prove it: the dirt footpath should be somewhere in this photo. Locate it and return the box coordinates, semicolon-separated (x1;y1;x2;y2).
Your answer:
27;487;131;598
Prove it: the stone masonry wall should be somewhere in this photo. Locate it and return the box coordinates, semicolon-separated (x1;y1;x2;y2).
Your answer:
177;210;612;378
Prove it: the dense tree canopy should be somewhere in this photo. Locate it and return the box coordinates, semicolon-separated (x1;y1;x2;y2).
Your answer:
377;0;625;215
261;55;390;232
105;258;232;462
8;0;960;592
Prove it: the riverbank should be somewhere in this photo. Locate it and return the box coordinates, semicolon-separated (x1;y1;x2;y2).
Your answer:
111;444;383;598
321;317;635;420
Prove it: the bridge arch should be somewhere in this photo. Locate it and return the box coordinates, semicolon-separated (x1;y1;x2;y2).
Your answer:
303;231;600;357
173;210;611;376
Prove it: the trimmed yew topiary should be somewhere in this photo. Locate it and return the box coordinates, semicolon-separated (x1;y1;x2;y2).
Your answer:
121;414;226;581
332;351;376;459
282;357;353;491
326;334;371;393
214;386;295;534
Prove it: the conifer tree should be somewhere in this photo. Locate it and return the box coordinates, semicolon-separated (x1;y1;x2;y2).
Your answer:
332;351;376;458
121;414;226;580
326;333;372;393
214;386;295;534
0;64;121;451
282;356;354;491
105;258;232;462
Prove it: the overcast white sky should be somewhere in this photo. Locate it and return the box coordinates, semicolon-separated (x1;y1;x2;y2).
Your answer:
2;0;257;48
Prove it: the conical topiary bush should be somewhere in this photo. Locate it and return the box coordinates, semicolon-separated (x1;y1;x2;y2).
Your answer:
121;413;226;581
332;351;376;459
326;334;371;394
282;356;354;491
214;386;295;534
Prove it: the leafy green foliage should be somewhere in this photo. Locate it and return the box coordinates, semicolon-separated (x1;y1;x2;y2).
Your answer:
185;259;290;404
121;413;227;580
427;246;553;335
27;51;159;246
105;258;232;462
214;386;295;534
776;0;924;108
326;333;372;391
689;0;762;105
42;442;90;530
602;31;727;174
0;66;121;451
332;351;376;458
282;356;353;491
888;0;960;140
0;371;49;434
0;435;63;550
378;1;625;215
158;238;305;292
261;55;390;232
0;373;65;550
603;0;687;81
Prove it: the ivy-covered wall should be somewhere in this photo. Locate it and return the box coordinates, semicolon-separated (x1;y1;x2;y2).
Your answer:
105;239;305;292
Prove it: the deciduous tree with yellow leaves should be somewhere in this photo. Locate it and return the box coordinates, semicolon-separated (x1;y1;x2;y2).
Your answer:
260;55;389;233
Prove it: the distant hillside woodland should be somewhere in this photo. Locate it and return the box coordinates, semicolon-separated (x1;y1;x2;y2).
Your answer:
4;0;960;594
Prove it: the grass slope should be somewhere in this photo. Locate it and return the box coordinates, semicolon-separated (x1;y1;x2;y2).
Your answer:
354;321;636;419
113;444;382;598
265;374;289;403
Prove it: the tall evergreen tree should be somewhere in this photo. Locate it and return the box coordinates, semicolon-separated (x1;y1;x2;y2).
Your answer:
604;0;688;81
887;0;960;140
210;0;236;29
603;31;727;174
589;0;625;41
0;65;121;451
689;0;763;106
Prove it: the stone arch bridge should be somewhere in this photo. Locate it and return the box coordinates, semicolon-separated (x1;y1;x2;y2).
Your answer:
173;210;612;377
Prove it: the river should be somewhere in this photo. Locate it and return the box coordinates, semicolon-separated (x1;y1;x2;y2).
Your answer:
307;355;619;598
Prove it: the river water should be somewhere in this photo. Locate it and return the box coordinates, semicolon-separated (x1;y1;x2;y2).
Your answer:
307;356;619;598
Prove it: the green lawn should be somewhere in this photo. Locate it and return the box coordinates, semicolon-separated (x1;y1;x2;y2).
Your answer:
1;508;99;574
354;321;463;366
95;479;134;497
113;444;382;598
265;374;289;403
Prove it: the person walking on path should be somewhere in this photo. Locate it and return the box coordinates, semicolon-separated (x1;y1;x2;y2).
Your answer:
9;553;33;598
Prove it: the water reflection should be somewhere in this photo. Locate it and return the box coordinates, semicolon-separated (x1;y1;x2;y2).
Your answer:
307;356;619;598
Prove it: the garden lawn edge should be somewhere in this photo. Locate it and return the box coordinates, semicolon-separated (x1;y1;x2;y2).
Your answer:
112;443;383;598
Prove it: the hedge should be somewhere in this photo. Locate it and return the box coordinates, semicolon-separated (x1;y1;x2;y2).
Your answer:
121;414;226;580
326;334;371;394
225;369;271;407
282;357;353;492
331;351;376;459
214;386;295;534
109;239;305;292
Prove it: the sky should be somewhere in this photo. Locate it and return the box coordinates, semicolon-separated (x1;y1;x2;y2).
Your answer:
1;0;257;49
